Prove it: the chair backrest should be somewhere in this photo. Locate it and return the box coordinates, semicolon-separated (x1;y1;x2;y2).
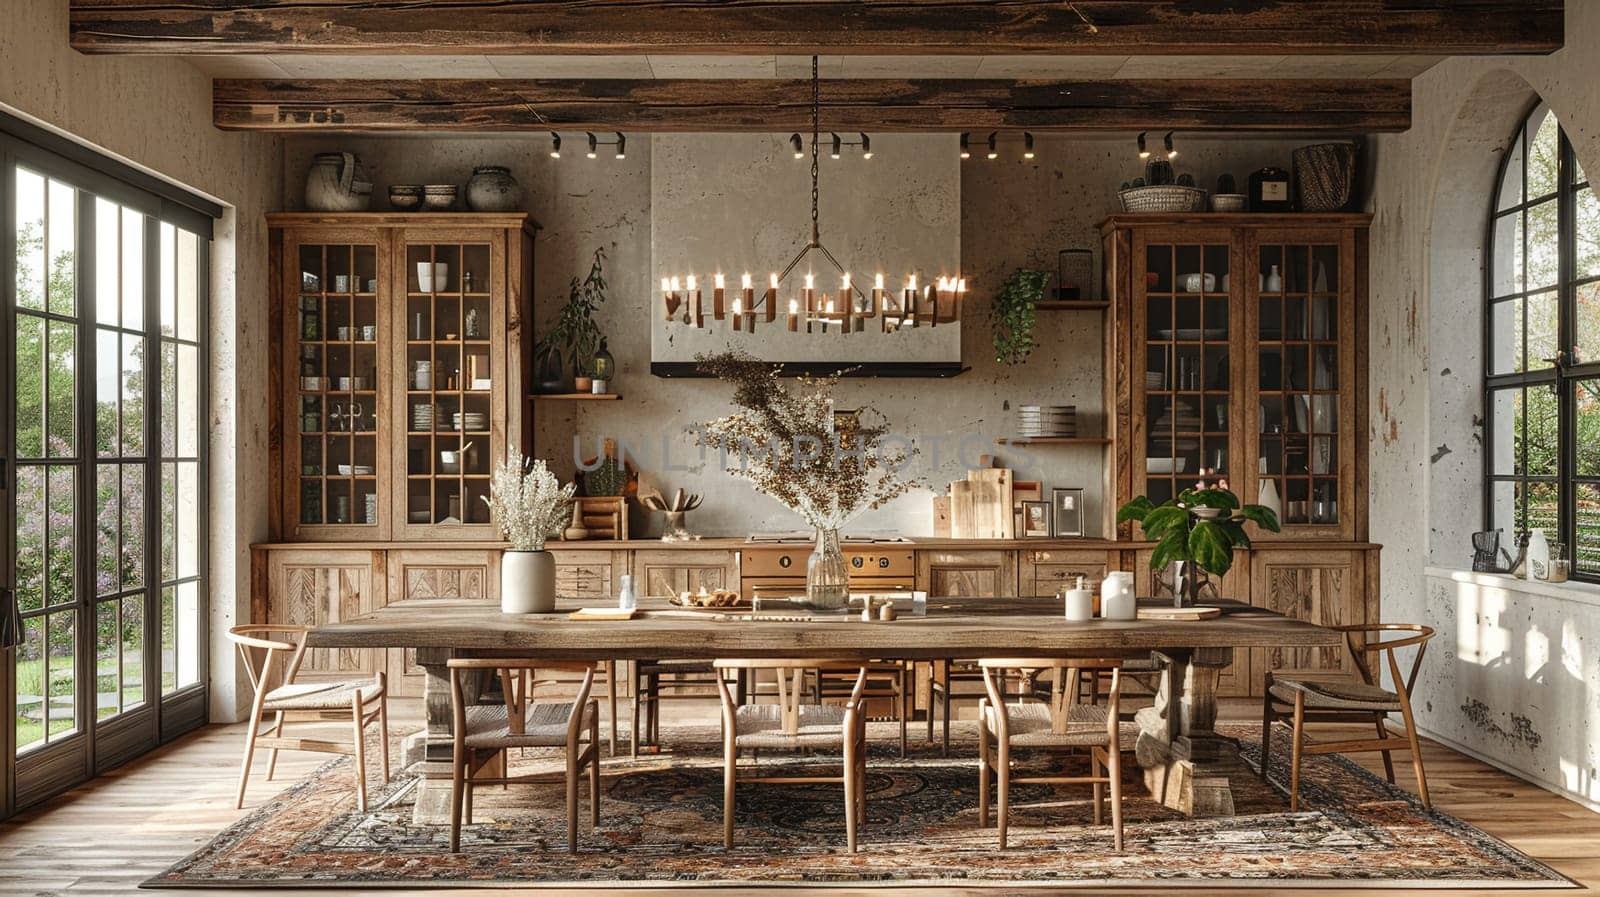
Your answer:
227;625;312;697
713;659;868;736
1337;624;1435;694
978;658;1123;738
446;658;596;741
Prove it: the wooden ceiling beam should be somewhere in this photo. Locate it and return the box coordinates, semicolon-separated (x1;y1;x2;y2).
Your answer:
73;0;1562;56
212;78;1412;133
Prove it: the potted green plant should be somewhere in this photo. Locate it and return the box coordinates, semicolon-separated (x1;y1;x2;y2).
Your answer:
538;247;608;393
1116;484;1281;607
992;267;1050;365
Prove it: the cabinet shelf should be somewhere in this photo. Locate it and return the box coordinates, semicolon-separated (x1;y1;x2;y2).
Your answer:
995;437;1109;446
533;393;623;401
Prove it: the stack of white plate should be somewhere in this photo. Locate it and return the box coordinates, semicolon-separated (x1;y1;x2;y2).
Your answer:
1145;371;1165;390
1150;399;1203;451
1016;404;1076;438
411;403;435;431
453;411;489;431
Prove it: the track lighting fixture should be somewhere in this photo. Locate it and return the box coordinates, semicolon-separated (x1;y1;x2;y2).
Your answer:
549;132;561;159
986;132;998;160
790;133;805;158
860;133;872;160
831;132;842;159
1023;131;1035;160
959;132;971;160
586;131;598;159
1164;130;1178;159
614;132;626;160
1137;131;1149;159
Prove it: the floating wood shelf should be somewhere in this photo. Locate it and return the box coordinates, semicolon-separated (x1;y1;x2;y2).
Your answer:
995;437;1110;446
1035;300;1109;311
533;393;622;401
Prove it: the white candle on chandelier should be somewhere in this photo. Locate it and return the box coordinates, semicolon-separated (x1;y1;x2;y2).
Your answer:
787;297;800;332
904;274;918;326
765;273;779;322
712;272;726;319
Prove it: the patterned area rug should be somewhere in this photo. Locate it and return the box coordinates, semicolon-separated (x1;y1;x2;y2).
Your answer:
148;723;1573;889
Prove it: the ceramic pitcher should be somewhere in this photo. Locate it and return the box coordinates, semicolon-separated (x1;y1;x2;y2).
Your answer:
305;152;373;212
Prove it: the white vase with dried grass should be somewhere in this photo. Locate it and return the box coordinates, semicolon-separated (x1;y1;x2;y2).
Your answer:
482;450;574;614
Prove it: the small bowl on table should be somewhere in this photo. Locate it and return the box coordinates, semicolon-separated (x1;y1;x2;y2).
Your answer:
389;185;424;211
422;185;458;211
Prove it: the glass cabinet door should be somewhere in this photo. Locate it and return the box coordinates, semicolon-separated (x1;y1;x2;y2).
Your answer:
290;240;385;536
402;238;497;530
1138;237;1233;506
1253;235;1349;534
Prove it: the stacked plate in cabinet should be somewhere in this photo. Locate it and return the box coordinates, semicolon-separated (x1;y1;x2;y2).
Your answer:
1149;398;1203;456
410;403;435;432
1016;405;1076;438
453;411;489;432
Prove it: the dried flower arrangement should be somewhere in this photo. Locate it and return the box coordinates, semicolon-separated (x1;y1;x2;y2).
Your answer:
691;350;923;530
482;449;575;551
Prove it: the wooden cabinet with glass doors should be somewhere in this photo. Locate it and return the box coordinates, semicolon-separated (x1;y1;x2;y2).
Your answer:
1102;214;1370;542
267;213;536;542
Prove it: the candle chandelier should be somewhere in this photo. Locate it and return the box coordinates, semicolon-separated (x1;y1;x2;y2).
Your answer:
660;56;964;335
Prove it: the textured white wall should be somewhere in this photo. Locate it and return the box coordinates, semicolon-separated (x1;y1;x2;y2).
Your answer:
1;0;282;723
1368;5;1600;808
286;133;1310;536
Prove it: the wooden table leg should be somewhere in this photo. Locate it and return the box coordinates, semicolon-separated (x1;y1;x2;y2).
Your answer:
402;647;477;825
1134;647;1251;817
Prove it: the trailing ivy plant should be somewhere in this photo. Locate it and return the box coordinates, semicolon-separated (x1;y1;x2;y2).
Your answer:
1116;486;1281;582
539;247;608;377
991;267;1050;365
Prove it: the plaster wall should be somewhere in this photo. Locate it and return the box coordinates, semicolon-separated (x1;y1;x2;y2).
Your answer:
1367;4;1600;808
1;0;282;723
285;133;1309;536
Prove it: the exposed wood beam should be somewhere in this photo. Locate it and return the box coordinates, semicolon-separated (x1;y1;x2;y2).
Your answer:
72;0;1562;56
212;78;1412;133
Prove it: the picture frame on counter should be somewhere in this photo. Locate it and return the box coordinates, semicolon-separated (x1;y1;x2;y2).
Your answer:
1021;500;1052;538
1051;487;1085;537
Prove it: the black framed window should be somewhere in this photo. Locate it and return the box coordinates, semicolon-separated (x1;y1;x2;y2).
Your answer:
1485;101;1600;579
2;110;215;815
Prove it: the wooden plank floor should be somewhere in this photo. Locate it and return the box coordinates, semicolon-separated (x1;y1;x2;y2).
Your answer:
0;698;1595;896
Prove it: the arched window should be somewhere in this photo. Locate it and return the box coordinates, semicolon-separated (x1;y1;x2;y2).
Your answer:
1485;102;1600;577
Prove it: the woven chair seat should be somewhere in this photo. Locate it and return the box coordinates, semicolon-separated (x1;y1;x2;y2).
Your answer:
262;678;382;712
462;701;594;749
982;701;1117;748
732;703;849;749
1270;677;1402;712
637;659;717;676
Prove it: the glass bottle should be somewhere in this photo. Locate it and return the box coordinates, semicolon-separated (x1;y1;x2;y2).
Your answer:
806;527;850;610
617;574;637;612
592;338;615;382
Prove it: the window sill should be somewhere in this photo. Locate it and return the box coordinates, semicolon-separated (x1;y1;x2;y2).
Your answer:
1425;566;1600;610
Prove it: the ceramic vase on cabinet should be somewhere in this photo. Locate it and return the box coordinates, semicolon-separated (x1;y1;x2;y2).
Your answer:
1256;457;1282;521
1264;265;1283;293
501;550;555;614
304;152;373;212
466;166;523;211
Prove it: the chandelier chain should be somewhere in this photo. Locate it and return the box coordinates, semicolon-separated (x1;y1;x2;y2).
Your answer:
810;54;820;246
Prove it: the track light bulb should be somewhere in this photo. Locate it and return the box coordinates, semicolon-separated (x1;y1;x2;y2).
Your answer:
615;132;626;160
790;133;804;159
959;132;971;160
585;132;598;159
1023;131;1035;159
986;132;998;160
1137;131;1149;159
549;132;561;159
831;133;842;159
860;133;872;159
1164;130;1177;159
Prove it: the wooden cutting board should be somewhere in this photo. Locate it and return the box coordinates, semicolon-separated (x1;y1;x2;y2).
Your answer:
567;607;639;621
949;480;975;539
968;467;1014;539
1137;605;1222;621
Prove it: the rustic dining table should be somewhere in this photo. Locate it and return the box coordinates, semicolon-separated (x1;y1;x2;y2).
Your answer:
308;595;1340;824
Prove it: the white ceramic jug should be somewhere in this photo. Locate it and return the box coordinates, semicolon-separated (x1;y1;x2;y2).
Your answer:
1100;571;1137;621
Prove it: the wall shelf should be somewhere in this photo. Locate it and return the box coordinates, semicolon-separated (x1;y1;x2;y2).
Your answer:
533;393;622;401
1036;300;1109;311
995;437;1110;445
